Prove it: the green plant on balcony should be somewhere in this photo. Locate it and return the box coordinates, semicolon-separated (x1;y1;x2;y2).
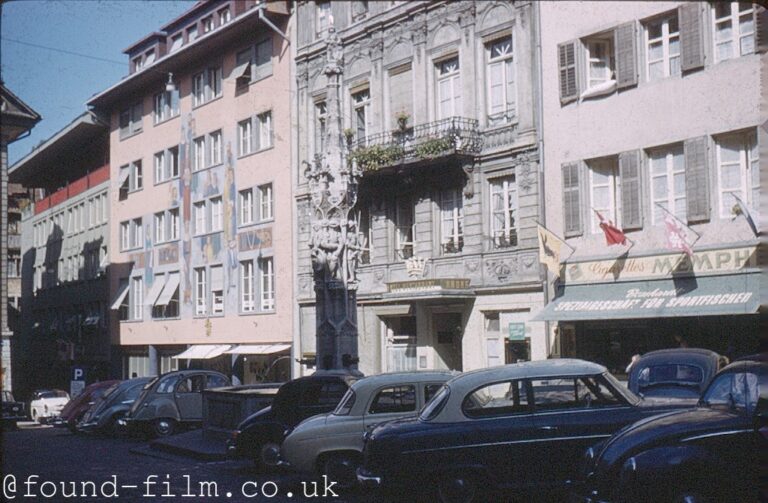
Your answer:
395;111;410;130
350;144;405;172
343;128;355;146
414;136;454;159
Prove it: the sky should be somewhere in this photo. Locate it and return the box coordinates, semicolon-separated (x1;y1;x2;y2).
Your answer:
2;0;195;165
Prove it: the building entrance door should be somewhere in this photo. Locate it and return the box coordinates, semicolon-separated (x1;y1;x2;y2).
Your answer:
383;316;417;372
433;312;463;371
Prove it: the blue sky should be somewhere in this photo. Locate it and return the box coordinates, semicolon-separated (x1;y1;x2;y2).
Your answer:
2;0;194;165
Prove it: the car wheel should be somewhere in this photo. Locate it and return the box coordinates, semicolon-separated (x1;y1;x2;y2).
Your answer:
322;453;360;489
154;418;176;437
437;472;479;503
31;408;39;423
258;441;281;468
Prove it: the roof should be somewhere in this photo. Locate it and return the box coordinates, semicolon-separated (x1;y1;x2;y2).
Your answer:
636;348;721;368
1;82;41;141
350;370;457;393
448;359;608;389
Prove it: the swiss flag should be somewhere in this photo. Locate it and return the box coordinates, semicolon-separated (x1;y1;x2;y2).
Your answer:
594;210;627;246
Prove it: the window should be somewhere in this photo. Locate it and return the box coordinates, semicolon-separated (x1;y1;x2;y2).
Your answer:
150;272;180;319
187;25;198;42
194;201;206;235
260;257;275;310
120;219;143;251
369;385;416;414
209;130;222;167
585;37;615;90
240;260;255;312
238;112;273;156
358;206;372;264
218;8;231;25
713;2;755;62
192;66;222;106
202;16;214;33
235;38;273;85
153;89;179;124
8;254;21;278
317;1;331;34
646;14;680;81
211;265;224;315
239;189;254;225
238;119;252;156
211;197;223;232
588;158;621;233
155;211;167;243
462;380;529;417
440;189;464;253
389;63;413;127
193;197;222;235
315;101;327;155
119;102;143;138
258;112;272;149
259;183;273;220
193;137;205;172
154;146;180;183
154;208;179;244
144;49;156;66
436;57;461;119
650;145;686;223
352;89;371;142
490;176;518;247
530;377;623;410
716;131;759;217
169;34;183;52
132;56;143;72
395;196;415;259
119;160;143;197
194;267;207;315
130;276;143;321
486;36;516;125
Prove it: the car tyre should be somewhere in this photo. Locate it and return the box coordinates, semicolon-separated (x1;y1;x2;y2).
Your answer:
154;418;176;437
257;441;281;470
437;471;480;503
322;452;360;489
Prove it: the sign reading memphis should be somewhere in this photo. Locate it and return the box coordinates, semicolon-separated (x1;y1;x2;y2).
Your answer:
553;288;754;314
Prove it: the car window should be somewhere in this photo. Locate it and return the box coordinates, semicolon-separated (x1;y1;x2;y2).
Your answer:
530;378;581;410
702;371;760;411
206;375;228;389
420;385;450;421
156;376;177;394
369;385;416;414
333;389;356;416
576;376;624;406
462;380;529;418
299;380;347;408
425;384;442;403
638;364;704;388
122;384;144;402
176;375;205;394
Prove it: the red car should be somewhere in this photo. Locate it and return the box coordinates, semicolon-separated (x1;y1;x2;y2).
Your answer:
52;381;120;432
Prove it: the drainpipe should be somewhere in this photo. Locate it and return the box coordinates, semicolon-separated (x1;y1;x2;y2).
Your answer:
533;2;552;358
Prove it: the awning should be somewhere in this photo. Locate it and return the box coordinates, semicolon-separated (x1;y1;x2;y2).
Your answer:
110;282;130;310
224;344;291;355
156;272;180;307
118;168;130;189
533;273;759;321
172;344;232;360
145;274;167;306
231;61;251;81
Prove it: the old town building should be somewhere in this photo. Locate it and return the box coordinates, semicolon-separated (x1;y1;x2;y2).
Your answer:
293;1;547;375
87;0;294;382
535;1;764;372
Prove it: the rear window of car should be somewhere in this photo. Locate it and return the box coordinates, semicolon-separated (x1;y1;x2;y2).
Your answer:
369;386;416;414
333;389;356;416
206;374;228;389
638;364;704;387
420;385;450;421
462;380;529;418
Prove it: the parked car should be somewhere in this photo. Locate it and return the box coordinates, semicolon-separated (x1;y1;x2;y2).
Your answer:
121;370;230;437
357;359;691;502
575;356;767;503
227;372;359;469
78;377;151;435
29;389;70;424
51;380;120;431
2;390;26;429
628;348;726;402
281;370;456;486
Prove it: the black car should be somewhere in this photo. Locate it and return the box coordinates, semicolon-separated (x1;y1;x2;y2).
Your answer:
227;372;358;469
77;377;152;435
628;348;726;402
357;360;690;502
2;390;26;429
576;356;767;503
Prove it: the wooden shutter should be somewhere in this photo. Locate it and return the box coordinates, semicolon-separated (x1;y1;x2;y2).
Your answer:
679;3;704;72
619;150;643;230
684;136;710;223
562;162;582;236
614;22;638;89
756;5;768;54
389;65;413;125
557;41;578;104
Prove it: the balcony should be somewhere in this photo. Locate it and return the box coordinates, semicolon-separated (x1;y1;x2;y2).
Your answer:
350;117;482;174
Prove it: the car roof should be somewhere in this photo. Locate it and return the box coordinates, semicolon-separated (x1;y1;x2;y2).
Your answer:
448;359;607;388
635;348;721;369
720;358;768;374
350;370;457;393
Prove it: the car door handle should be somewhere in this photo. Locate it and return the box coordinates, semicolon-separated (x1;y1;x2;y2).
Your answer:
538;426;558;431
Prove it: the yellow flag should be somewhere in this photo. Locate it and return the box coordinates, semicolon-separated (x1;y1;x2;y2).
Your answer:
537;224;564;277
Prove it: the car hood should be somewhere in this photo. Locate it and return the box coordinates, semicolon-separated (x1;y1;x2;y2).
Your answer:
596;406;742;470
35;398;69;407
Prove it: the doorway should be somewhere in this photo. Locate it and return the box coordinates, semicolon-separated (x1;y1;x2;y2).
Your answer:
382;316;417;372
433;312;463;371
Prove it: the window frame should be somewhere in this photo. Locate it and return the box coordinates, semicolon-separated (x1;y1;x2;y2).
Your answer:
715;131;759;218
240;259;255;313
649;145;686;224
259;183;274;221
489;175;519;248
712;1;756;63
259;256;275;311
436;56;462;120
440;188;464;254
588;158;621;233
486;35;516;125
644;13;681;81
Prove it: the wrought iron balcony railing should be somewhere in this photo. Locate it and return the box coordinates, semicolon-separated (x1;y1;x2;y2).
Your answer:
350;116;482;173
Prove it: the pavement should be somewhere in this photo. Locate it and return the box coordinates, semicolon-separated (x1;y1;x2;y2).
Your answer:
147;428;230;461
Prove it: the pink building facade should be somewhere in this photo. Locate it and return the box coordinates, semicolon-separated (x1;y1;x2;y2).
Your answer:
88;0;294;382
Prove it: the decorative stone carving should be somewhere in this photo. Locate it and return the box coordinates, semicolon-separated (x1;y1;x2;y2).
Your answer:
464;259;480;274
485;256;520;282
374;269;385;284
405;256;428;278
522;253;537;271
518;162;535;193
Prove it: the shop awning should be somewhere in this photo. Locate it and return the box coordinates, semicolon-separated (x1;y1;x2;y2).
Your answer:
156;272;180;307
533;273;759;321
110;282;130;310
172;344;232;360
145;275;167;306
224;344;291;355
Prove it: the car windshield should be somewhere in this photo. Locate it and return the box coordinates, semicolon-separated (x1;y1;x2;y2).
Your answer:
419;385;450;421
700;371;762;412
156;375;178;393
638;364;704;389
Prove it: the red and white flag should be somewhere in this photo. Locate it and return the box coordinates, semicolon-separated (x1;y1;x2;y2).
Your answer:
593;209;627;246
664;212;693;257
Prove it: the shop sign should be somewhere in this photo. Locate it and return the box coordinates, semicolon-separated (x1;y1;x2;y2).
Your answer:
564;246;757;283
552;288;754;314
508;323;526;341
388;278;470;293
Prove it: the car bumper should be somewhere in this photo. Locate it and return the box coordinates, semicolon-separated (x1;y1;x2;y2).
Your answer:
356;467;382;488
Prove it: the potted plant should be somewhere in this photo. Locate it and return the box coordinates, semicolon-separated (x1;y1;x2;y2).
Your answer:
395;111;410;130
343;128;355;146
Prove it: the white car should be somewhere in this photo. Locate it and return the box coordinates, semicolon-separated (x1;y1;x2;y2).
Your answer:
29;389;70;424
280;370;456;487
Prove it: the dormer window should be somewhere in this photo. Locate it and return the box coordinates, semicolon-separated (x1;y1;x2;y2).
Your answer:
202;16;214;34
169;33;183;52
132;56;144;72
218;7;231;25
187;25;198;43
144;49;156;66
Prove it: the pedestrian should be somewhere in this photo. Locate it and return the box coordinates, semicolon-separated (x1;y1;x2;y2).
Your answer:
625;353;641;374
